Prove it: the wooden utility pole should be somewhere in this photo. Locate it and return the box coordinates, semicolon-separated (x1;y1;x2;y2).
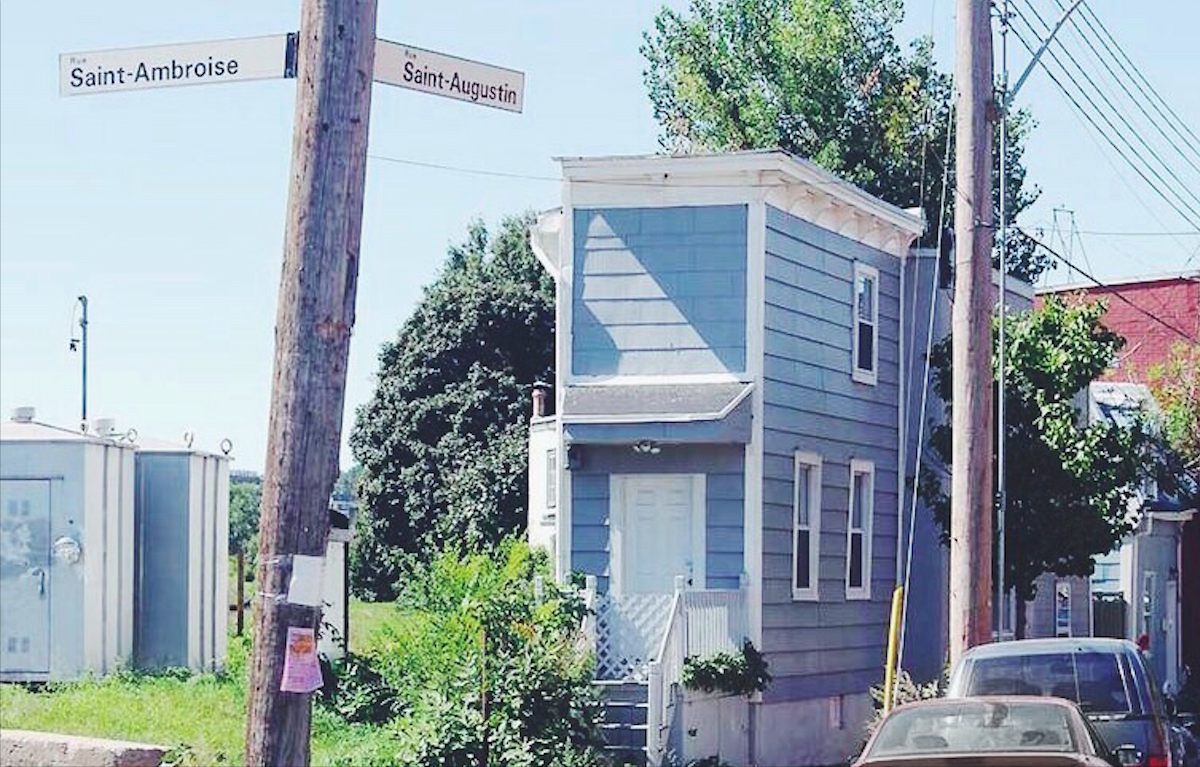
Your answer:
949;0;995;666
243;0;378;764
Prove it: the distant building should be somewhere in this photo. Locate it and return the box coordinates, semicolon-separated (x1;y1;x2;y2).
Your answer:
1037;272;1199;382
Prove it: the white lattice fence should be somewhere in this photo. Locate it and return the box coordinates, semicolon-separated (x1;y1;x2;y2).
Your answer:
593;592;674;680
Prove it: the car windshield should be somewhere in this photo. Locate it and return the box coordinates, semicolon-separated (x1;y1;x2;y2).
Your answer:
965;651;1136;715
869;701;1078;757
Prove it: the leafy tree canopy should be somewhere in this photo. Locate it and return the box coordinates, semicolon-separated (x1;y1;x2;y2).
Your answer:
1148;336;1200;490
349;214;554;600
641;0;1049;280
229;478;261;556
919;297;1159;622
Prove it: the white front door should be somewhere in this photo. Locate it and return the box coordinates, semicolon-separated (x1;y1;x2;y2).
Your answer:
614;474;704;595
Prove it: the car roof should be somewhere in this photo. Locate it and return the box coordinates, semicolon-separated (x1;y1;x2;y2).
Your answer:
959;637;1139;660
892;695;1082;712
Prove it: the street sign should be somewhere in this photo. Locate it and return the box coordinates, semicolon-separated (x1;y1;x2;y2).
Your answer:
374;39;524;113
60;34;296;97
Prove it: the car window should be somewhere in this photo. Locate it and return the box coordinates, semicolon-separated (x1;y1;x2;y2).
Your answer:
869;701;1077;757
965;652;1134;715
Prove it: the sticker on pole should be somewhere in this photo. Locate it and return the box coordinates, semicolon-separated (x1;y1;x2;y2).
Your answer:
374;39;524;113
280;626;322;693
60;34;296;97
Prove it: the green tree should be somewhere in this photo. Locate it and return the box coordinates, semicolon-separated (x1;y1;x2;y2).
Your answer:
919;297;1158;636
1147;337;1200;485
349;214;555;600
228;475;261;555
641;0;1049;280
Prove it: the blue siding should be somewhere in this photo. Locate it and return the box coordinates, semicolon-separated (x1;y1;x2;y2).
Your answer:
760;205;902;702
572;206;748;376
570;445;745;592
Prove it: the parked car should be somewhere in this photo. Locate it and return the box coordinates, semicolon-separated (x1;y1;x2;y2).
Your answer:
854;697;1127;766
946;638;1196;767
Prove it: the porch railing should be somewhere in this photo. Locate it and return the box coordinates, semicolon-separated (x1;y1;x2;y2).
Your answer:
578;574;748;765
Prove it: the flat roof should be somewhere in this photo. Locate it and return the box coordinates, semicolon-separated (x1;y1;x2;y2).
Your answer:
0;419;119;445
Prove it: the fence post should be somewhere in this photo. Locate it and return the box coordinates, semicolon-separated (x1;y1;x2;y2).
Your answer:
583;574;598;649
647;659;663;767
674;575;688;657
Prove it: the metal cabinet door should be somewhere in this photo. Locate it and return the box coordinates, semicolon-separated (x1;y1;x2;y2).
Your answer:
0;479;51;674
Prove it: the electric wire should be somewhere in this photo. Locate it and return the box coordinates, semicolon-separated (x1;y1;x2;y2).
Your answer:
1011;0;1200;220
1017;226;1196;342
1006;11;1200;231
1077;0;1200;149
1051;0;1200;173
893;67;955;707
1014;0;1200;208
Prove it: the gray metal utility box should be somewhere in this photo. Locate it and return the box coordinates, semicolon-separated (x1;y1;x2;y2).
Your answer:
133;437;230;671
0;409;136;682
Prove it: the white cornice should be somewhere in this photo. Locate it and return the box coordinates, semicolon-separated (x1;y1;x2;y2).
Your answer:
557;150;925;257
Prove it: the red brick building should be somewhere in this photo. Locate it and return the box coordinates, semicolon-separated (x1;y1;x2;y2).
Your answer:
1038;271;1199;687
1037;272;1199;381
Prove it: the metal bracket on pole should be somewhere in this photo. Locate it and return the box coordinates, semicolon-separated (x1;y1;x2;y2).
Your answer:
1006;0;1085;106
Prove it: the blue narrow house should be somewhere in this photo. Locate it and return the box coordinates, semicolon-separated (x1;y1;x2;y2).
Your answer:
527;151;926;766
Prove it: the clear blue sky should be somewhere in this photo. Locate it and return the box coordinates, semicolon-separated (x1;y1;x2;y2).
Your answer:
2;0;1197;472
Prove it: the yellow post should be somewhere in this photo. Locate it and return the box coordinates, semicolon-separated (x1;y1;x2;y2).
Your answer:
883;585;905;714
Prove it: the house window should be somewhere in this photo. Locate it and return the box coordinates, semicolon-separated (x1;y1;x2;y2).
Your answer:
546;449;558;509
846;459;874;599
1055;580;1072;637
852;263;879;385
793;451;822;601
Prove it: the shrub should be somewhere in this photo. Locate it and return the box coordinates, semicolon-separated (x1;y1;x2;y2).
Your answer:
321;539;605;767
680;641;771;696
865;668;947;735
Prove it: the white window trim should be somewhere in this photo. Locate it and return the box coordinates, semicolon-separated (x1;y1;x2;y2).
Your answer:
546;448;558;509
846;459;874;600
793;451;822;601
852;262;879;386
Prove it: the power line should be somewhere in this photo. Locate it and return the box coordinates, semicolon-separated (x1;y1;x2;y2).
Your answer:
1007;9;1200;230
1017;226;1196;342
1011;0;1200;219
1052;0;1200;174
1077;0;1200;149
1070;230;1200;238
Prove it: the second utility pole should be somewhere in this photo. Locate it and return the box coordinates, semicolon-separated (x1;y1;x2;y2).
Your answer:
243;0;378;764
949;0;995;665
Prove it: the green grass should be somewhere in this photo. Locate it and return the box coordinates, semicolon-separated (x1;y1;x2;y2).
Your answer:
0;612;405;767
348;598;397;655
0;672;244;764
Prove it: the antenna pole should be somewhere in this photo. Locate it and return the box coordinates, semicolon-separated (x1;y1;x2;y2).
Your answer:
79;295;89;428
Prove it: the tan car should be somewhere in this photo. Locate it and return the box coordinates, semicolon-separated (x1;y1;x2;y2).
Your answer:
853;697;1134;767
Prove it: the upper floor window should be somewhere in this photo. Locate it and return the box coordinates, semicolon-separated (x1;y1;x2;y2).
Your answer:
546;448;558;509
846;459;874;600
853;263;879;385
793;451;822;601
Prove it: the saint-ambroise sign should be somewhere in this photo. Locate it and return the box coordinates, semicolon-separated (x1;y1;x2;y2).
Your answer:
60;35;297;96
59;34;525;114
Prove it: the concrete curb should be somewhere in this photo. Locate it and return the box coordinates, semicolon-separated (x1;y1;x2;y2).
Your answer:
0;729;166;767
